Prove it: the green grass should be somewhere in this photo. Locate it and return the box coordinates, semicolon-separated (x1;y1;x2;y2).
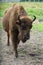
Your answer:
0;21;2;29
32;22;43;31
0;2;43;31
25;7;43;19
0;2;43;19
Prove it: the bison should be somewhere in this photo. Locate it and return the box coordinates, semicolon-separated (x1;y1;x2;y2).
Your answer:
3;4;36;58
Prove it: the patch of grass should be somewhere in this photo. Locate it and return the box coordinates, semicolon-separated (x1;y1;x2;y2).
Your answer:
25;7;43;19
0;10;3;17
0;22;2;29
32;22;43;31
0;2;43;19
0;2;43;31
0;2;12;17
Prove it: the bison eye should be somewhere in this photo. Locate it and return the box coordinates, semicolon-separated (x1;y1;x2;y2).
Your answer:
29;25;32;29
21;23;26;30
27;24;32;29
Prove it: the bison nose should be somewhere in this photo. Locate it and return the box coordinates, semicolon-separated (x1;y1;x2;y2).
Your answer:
26;35;30;40
24;34;26;39
23;35;29;40
27;35;30;39
27;36;29;39
23;33;30;40
27;33;30;39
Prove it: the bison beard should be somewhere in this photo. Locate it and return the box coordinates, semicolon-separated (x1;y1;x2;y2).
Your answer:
3;4;36;58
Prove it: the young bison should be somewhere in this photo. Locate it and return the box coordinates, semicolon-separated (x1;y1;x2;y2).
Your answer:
3;4;36;58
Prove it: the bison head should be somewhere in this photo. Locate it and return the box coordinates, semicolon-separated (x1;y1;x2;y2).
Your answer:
16;15;36;43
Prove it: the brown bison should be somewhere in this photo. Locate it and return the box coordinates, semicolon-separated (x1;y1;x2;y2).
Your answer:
3;4;36;57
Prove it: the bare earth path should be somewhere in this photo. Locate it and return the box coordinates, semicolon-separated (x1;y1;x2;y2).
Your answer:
0;18;43;65
0;29;43;65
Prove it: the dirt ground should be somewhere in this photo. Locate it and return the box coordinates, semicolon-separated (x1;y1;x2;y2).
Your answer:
0;18;43;65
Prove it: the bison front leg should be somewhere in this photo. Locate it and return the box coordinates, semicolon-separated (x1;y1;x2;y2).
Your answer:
11;33;19;58
12;41;19;58
14;43;18;58
11;28;19;58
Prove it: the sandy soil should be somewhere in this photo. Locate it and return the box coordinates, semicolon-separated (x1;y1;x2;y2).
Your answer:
0;18;43;65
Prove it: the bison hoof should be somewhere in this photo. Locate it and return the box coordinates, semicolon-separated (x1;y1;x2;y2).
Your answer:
15;53;18;58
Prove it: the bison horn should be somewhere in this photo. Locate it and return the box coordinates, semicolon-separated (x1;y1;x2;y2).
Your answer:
33;16;36;22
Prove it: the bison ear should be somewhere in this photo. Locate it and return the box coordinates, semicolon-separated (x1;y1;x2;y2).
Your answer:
16;15;22;25
32;16;36;22
18;15;22;22
16;21;21;25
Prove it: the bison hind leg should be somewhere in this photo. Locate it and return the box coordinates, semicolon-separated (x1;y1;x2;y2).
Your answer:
7;32;10;46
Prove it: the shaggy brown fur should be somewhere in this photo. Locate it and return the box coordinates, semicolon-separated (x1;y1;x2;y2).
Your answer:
3;4;36;57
